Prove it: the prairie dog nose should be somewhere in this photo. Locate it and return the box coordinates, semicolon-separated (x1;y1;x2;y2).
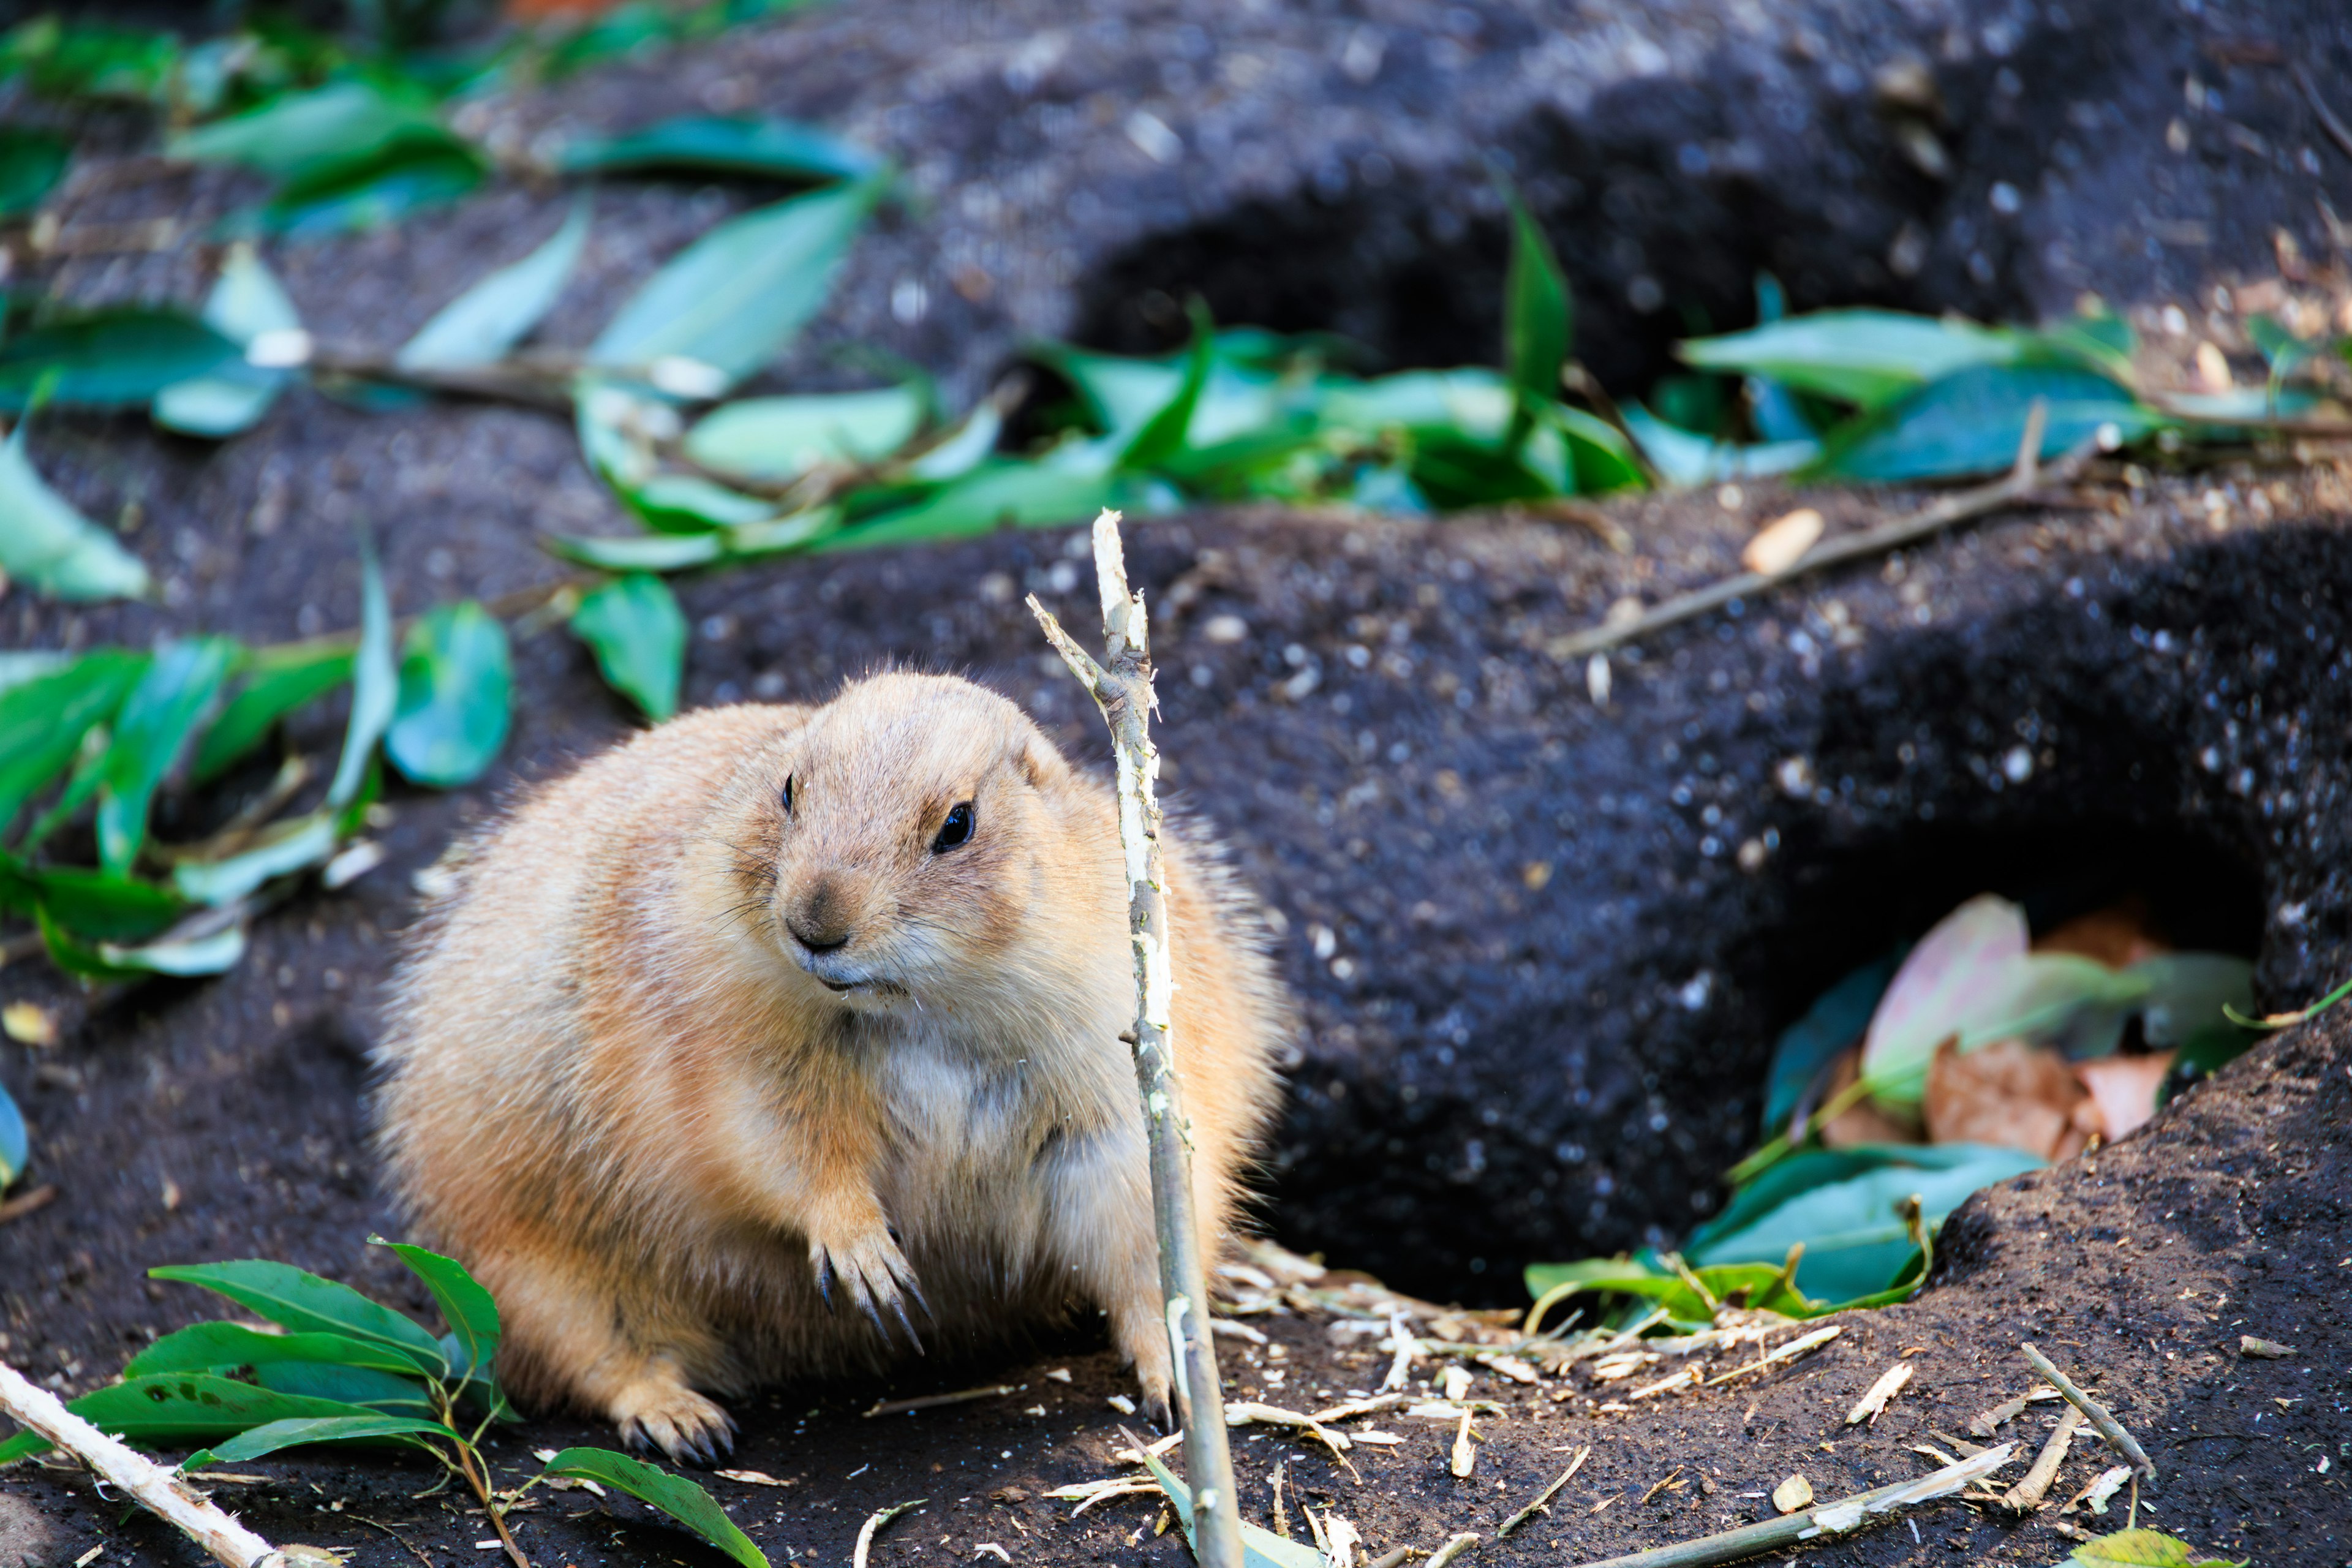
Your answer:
786;878;854;952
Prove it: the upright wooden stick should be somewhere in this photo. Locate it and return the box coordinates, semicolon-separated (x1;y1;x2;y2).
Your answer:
1028;509;1243;1568
0;1357;325;1567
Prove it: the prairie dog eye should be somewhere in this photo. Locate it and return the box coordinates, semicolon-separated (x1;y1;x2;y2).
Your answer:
781;775;794;813
931;801;976;853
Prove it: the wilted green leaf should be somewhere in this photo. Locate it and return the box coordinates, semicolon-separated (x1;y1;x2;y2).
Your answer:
377;1238;501;1388
1621;405;1818;488
1686;1142;2043;1302
540;1448;770;1568
126;1322;434;1380
154;243;303;437
589;179;880;393
330;541;394;807
386;601;510;788
192;647;353;783
1820;364;2165;482
150;1259;448;1374
571;573;685;721
1760;954;1901;1134
0;418;152;602
0;125;69;216
1504;198;1572;430
0;309;241;410
96;638;238;875
1137;1446;1324;1568
684;385;925;481
208;1413;450;1463
2068;1529;2245;1568
398;200;590;371
558;115;880;184
171;811;341;906
0;1077;24;1189
0;1374;382;1464
1680;310;2024;409
0;649;146;831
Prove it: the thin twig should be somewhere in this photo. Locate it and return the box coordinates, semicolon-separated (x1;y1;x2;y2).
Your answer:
863;1384;1016;1417
1499;1446;1591;1537
1552;402;2090;660
1561;1444;2017;1568
350;1515;439;1568
1426;1533;1482;1568
1999;1405;2082;1514
2294;62;2352;161
0;1355;321;1567
1028;509;1243;1568
2019;1343;2157;1488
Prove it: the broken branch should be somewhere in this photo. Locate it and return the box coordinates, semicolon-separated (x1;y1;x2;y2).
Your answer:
2019;1343;2157;1488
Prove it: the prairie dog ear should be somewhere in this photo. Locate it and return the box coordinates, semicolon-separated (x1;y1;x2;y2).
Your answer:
1014;732;1069;790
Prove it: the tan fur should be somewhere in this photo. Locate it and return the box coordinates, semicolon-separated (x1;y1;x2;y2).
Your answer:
375;673;1289;1460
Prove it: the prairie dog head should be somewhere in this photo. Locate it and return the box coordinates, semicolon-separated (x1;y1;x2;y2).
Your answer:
743;672;1085;1014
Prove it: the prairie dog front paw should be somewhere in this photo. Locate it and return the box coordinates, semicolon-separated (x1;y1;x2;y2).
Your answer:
609;1372;736;1464
811;1227;928;1349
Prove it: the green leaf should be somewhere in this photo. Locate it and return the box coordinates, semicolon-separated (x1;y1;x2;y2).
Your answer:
2129;954;2258;1075
149;1261;448;1375
1686;1142;2044;1302
1552;404;1646;494
168;81;435;178
18;864;183;942
1136;1446;1326;1568
543;529;730;573
207;1413;450;1463
0;125;69;216
684;386;925;481
1760;953;1901;1133
386;602;510;788
840;463;1126;550
0;650;146;832
34;903;244;981
1679;309;2024;410
557;115;880;184
331;540;394;807
376;1238;500;1389
0;309;242;411
153;243;303;437
629;473;777;534
0;1374;387;1463
170;811;341;906
571;573;685;721
1121;304;1215;472
2068;1529;2245;1568
96;638;238;875
0;1077;24;1189
1504;197;1572;429
1820;364;2166;483
1620;405;1818;488
908;402;1001;481
1318;368;1513;442
540;1447;771;1568
192;647;353;783
589;178;880;394
262;135;484;239
0;418;153;602
252;1360;436;1415
126;1322;435;1380
398;200;590;371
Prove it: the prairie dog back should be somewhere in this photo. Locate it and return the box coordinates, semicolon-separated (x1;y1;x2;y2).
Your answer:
375;673;1288;1459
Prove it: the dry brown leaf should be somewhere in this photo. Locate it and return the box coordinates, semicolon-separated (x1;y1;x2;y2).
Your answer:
1741;508;1825;576
1817;1046;1925;1147
2030;897;2170;968
2073;1051;2177;1141
1922;1037;2089;1159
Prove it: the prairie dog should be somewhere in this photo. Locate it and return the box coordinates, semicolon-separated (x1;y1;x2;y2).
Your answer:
375;672;1288;1460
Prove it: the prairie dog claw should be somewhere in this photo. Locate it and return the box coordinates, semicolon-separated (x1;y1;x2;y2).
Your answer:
810;1229;924;1348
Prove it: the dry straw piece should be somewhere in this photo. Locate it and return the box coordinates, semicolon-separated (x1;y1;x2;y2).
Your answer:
1845;1361;1915;1425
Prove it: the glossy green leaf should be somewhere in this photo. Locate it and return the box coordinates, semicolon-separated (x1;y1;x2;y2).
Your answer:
169;81;433;177
540;1447;770;1568
1504;197;1572;425
1686;1142;2043;1302
263;135;484;239
386;601;510;788
557;115;880;184
1820;364;2165;483
398;200;590;371
149;1260;448;1375
0;125;69;216
0;1078;24;1189
208;1413;451;1463
192;647;353;783
253;1360;436;1415
330;541;394;807
0;420;153;602
0;1375;383;1464
589;179;880;393
684;386;925;481
0;650;146;831
571;573;685;721
154;242;303;437
0;310;241;410
840;462;1125;550
1680;310;2024;409
96;638;238;875
377;1239;500;1389
171;811;341;906
1621;405;1818;488
2068;1529;2245;1568
1760;954;1901;1134
1137;1446;1325;1568
126;1322;434;1380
